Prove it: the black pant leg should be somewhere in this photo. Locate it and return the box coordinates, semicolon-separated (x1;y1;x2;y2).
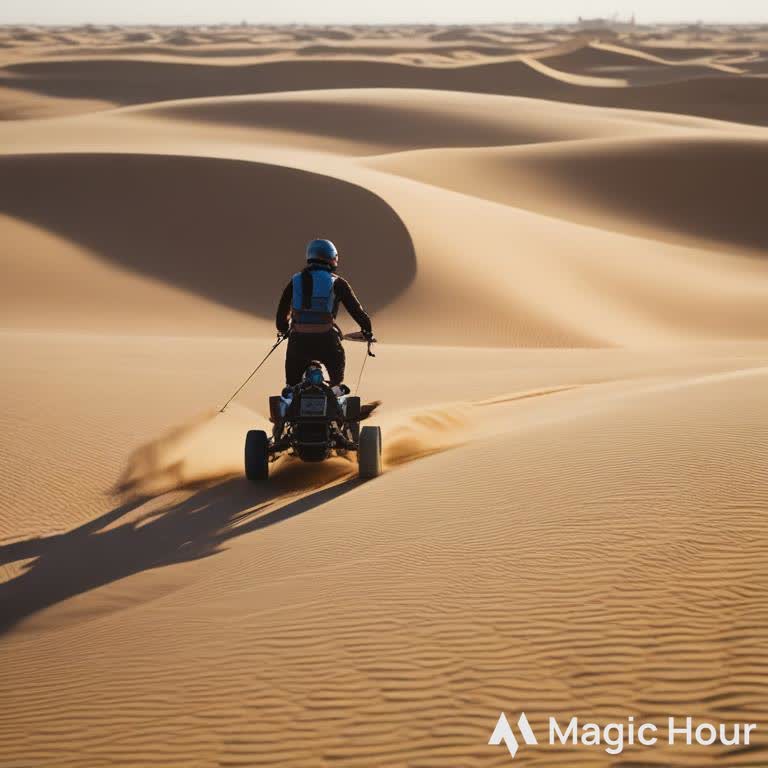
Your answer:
285;335;309;385
323;333;346;386
286;333;346;386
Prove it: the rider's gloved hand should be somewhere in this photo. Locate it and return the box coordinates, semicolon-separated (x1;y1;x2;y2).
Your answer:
363;329;376;343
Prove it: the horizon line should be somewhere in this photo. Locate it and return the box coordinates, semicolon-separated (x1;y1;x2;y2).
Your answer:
2;19;767;26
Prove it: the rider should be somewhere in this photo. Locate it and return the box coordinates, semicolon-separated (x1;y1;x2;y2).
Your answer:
275;239;374;387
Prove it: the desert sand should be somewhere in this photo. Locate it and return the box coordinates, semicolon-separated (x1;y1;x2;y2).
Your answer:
1;22;768;767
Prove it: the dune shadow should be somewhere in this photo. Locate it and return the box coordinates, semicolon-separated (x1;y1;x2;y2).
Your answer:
497;137;768;255
0;58;537;105
388;137;768;256
0;153;416;320
149;97;554;151
3;57;768;125
0;474;362;634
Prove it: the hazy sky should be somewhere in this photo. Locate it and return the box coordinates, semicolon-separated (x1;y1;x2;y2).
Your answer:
1;0;765;25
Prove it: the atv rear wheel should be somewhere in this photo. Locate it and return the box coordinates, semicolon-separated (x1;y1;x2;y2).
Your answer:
245;429;269;482
358;425;382;479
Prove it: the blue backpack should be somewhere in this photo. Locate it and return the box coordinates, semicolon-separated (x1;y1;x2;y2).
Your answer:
291;269;337;332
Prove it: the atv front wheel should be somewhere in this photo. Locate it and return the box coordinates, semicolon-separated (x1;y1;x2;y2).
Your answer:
358;425;382;479
245;429;269;482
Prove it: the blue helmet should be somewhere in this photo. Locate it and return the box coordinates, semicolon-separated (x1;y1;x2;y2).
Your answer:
306;238;338;266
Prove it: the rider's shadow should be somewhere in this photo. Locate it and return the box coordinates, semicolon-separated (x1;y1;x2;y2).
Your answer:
0;474;361;635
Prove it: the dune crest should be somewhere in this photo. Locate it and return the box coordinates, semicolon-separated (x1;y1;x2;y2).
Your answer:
0;152;416;332
367;135;768;254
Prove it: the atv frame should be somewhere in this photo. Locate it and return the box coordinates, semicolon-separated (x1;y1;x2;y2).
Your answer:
244;380;382;482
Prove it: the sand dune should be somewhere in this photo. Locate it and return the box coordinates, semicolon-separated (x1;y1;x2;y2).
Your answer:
140;88;693;150
0;152;415;331
539;40;745;82
2;22;768;768
368;135;768;254
3;44;768;125
0;83;112;119
0;212;259;332
3;333;768;766
521;54;630;86
2;95;767;347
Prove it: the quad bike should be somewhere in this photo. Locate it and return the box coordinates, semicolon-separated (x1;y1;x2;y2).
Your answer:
244;371;382;482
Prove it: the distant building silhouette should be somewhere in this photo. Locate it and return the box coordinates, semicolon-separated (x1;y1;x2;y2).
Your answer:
576;14;637;32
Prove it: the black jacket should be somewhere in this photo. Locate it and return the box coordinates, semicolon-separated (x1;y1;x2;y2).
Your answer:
276;265;372;335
